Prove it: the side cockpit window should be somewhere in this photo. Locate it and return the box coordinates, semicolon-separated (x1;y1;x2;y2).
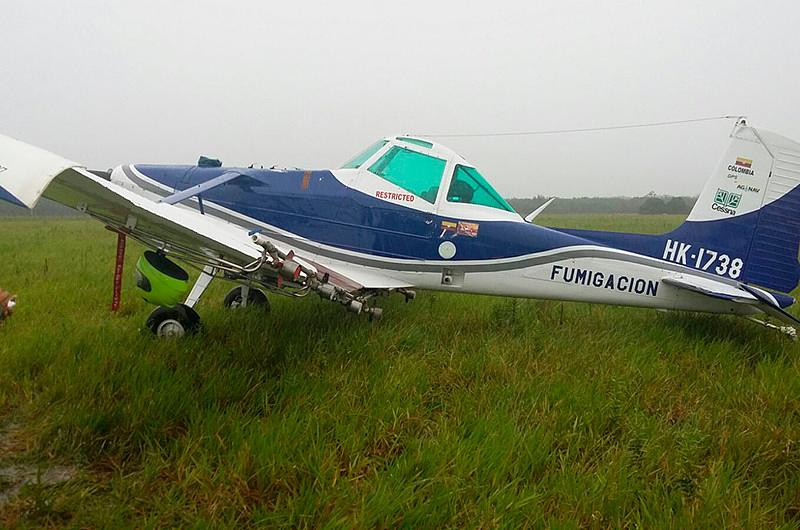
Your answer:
447;165;515;212
368;146;446;204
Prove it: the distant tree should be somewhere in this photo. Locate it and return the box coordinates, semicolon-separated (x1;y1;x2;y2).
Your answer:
639;197;667;214
665;196;689;214
0;198;80;218
505;195;698;216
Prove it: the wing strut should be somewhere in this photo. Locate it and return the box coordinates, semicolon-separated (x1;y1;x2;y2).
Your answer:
159;171;242;205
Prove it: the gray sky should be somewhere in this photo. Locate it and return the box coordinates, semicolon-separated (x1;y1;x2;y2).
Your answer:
1;0;798;198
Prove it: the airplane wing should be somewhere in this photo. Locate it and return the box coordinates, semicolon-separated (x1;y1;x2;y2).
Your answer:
662;275;800;325
45;166;263;265
0;134;407;292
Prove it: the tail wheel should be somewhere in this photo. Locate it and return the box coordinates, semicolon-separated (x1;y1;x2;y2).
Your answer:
223;286;270;310
146;304;201;338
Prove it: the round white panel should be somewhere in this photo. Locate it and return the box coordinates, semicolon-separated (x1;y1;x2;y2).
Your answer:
438;241;456;259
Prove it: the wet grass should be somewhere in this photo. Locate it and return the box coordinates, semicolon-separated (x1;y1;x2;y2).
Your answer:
0;215;799;528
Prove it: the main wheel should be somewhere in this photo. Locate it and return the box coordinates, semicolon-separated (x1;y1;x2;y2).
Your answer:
223;286;270;310
146;304;202;338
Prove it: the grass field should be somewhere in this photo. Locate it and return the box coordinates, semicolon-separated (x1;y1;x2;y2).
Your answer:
1;215;799;528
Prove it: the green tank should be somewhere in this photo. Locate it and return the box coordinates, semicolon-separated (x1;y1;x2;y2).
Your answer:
135;251;190;307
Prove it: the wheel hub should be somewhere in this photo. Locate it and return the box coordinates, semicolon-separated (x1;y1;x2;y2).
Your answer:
156;318;185;338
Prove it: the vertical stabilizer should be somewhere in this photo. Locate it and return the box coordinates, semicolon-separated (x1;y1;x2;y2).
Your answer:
679;120;800;292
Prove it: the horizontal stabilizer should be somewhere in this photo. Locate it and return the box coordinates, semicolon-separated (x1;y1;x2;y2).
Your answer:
740;284;800;325
662;276;751;302
663;275;799;325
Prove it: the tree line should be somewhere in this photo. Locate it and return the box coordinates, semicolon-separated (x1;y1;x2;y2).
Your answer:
507;195;696;216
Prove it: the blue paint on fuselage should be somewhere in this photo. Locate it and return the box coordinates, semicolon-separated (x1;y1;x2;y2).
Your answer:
133;165;598;261
557;183;800;294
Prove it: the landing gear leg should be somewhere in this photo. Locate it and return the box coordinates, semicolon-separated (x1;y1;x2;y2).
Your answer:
223;285;270;310
185;266;217;309
146;266;214;338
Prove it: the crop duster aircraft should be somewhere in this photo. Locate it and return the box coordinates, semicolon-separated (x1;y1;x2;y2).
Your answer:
1;119;800;338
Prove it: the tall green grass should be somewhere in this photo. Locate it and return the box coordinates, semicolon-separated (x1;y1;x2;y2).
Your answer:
0;216;798;528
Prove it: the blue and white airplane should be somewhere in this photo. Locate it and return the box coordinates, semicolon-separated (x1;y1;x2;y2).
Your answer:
1;119;799;337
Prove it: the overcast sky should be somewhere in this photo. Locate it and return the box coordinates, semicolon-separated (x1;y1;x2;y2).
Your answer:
1;1;798;198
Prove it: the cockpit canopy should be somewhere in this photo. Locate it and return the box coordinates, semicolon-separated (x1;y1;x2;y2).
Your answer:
341;136;515;213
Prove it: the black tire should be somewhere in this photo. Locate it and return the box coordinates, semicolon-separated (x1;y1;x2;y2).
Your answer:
146;304;202;338
223;286;270;310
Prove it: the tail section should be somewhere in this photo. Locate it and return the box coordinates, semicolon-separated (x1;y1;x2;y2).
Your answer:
676;121;800;292
557;120;800;293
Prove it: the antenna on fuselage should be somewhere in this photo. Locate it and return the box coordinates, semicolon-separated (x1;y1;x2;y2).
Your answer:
413;115;744;139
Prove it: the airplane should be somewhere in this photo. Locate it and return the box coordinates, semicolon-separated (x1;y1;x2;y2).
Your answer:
1;118;799;339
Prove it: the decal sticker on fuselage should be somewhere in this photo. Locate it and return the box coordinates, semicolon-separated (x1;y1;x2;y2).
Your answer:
439;220;480;239
726;156;755;182
457;221;479;238
375;190;415;202
736;184;760;193
440;220;457;237
712;188;741;215
728;157;754;175
661;239;743;278
550;265;659;296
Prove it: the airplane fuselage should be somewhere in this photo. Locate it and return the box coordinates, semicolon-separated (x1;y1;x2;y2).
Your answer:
111;164;766;318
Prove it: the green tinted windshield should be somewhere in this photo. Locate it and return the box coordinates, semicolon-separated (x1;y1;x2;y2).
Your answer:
368;146;446;203
447;165;515;212
340;140;388;169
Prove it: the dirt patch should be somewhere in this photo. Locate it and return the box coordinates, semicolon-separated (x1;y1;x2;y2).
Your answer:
0;420;78;508
0;465;77;505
